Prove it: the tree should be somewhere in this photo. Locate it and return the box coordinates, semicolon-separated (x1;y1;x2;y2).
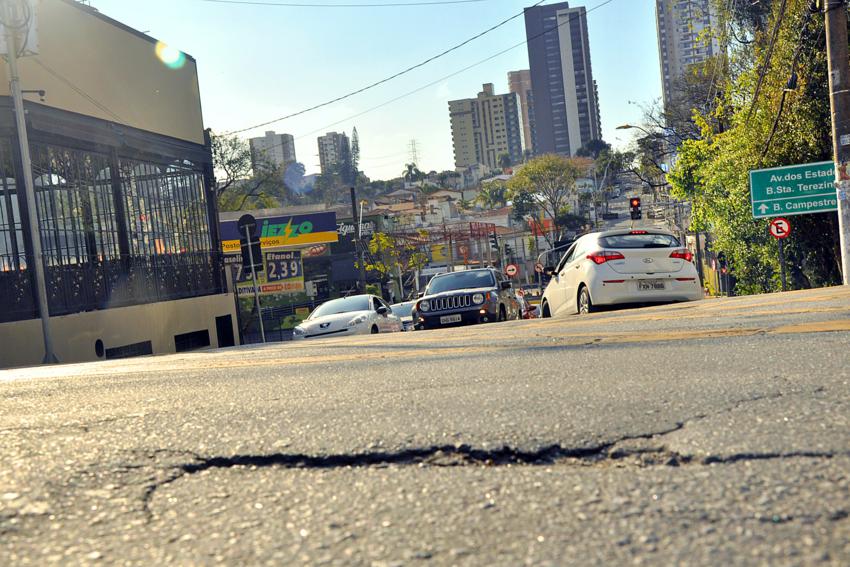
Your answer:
667;0;842;293
362;232;429;295
211;132;289;212
498;153;512;171
403;163;424;183
350;127;360;184
576;139;611;159
475;182;507;209
506;154;582;239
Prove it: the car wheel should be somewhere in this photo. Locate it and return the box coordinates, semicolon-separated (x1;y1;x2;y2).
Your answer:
498;305;507;322
371;325;379;334
541;301;551;318
578;286;595;314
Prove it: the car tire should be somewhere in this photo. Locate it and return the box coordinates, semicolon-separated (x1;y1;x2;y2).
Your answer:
577;286;595;314
541;301;551;318
371;325;379;334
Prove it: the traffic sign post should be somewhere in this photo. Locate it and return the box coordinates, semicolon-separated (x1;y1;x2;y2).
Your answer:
238;215;265;344
505;263;518;278
750;162;838;219
534;262;544;274
769;218;791;292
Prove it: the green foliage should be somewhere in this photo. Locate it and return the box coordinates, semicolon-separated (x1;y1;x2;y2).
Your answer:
363;232;428;282
506;154;583;238
476;182;507;209
667;0;841;293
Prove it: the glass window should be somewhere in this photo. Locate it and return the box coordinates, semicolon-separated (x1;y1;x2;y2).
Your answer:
600;233;681;249
30;145;118;267
426;270;495;294
309;295;371;319
120;159;212;257
0;141;25;272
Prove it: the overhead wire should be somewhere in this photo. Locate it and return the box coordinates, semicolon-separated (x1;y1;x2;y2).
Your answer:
234;0;617;169
746;0;788;123
202;0;490;6
223;0;548;134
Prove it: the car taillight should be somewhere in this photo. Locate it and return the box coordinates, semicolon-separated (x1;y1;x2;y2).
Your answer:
587;251;625;264
669;249;693;262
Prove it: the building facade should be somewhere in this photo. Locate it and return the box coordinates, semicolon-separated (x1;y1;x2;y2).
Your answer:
0;0;236;367
656;0;719;113
448;83;525;171
524;2;601;156
249;130;296;174
507;70;535;157
317;131;350;175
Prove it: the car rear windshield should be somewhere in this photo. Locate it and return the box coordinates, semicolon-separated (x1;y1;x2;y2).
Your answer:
391;303;414;317
599;233;680;249
309;296;370;319
427;270;495;294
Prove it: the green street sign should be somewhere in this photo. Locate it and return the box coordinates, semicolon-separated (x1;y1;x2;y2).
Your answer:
749;161;838;219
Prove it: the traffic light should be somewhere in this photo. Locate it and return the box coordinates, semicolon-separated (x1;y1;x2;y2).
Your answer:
629;197;642;220
504;243;513;257
489;233;499;250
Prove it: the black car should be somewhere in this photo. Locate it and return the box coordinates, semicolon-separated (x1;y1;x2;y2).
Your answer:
414;268;521;330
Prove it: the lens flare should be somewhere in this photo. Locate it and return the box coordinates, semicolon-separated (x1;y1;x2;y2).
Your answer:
155;41;186;69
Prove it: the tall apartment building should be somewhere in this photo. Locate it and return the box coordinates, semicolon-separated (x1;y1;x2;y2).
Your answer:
524;2;601;156
656;0;720;112
249;130;296;174
449;83;525;171
317;132;351;174
507;70;535;156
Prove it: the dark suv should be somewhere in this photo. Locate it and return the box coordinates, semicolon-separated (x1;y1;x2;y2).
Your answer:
414;268;520;330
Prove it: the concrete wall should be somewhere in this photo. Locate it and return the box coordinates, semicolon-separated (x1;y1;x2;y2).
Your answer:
0;0;205;145
0;294;238;369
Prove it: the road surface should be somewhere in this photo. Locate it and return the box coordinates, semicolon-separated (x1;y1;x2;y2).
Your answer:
2;287;849;565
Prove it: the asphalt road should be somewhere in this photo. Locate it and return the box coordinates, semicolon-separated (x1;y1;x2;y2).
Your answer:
2;286;849;565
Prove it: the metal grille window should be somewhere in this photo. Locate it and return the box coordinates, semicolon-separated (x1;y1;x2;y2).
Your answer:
120;159;212;256
0;140;35;323
30;145;119;266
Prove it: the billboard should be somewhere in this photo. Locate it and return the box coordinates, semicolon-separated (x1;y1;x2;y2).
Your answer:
228;250;305;296
220;212;339;253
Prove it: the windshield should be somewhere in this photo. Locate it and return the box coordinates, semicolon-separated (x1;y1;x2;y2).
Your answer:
600;233;680;249
426;271;495;294
309;296;370;319
391;303;414;317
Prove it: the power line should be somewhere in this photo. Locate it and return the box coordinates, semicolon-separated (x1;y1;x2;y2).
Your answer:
31;58;126;124
291;0;614;139
202;0;489;6
223;0;547;135
227;0;618;171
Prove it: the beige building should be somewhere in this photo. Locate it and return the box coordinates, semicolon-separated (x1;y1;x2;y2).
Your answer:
656;0;720;112
317;131;350;174
508;70;534;156
0;0;237;367
449;83;525;171
249;130;296;174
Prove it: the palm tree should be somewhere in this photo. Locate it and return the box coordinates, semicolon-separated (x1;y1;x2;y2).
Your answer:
403;163;423;183
475;182;507;210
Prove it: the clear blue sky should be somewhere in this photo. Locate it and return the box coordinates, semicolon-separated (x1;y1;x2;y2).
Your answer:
92;0;661;179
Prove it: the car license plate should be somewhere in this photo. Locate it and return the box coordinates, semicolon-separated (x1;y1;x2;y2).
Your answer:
638;279;666;291
440;314;462;324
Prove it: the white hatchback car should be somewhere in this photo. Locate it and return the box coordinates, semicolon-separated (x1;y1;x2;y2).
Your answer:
540;229;703;317
293;294;403;340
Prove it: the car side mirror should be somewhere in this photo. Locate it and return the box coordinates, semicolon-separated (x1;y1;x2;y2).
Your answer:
544;266;556;277
500;281;512;290
377;306;389;316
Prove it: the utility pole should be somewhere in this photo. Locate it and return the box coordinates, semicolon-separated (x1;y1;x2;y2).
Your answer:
350;187;367;292
3;2;57;363
826;0;850;285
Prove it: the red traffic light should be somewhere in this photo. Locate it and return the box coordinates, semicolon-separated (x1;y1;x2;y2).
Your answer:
630;198;641;208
